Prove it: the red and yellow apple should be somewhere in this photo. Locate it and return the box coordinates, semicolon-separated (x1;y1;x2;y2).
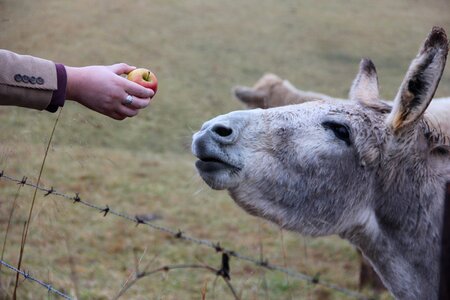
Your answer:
127;68;158;94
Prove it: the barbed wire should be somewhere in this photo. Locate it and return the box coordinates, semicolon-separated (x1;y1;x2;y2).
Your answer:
0;170;370;299
0;259;72;299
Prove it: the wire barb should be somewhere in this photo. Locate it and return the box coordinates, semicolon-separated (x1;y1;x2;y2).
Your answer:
312;273;321;284
175;230;183;239
19;176;27;185
73;193;81;203
258;259;269;267
44;187;54;197
23;270;30;279
213;242;223;252
135;215;145;227
100;205;110;217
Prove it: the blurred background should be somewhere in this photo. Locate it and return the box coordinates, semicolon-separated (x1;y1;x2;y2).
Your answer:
0;0;449;299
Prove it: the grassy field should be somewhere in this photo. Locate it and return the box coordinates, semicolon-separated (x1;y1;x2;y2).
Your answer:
0;0;449;299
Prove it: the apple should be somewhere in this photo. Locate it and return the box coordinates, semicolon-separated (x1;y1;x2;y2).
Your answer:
127;68;158;94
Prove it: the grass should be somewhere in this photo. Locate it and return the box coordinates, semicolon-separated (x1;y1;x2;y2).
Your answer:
0;0;449;299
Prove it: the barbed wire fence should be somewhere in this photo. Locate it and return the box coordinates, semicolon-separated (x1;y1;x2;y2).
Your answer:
0;170;371;299
0;259;72;300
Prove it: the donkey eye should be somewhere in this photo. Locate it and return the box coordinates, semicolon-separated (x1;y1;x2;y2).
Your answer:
322;121;351;145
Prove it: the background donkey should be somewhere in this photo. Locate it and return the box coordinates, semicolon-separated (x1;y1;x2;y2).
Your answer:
233;73;341;109
233;71;450;135
192;27;449;299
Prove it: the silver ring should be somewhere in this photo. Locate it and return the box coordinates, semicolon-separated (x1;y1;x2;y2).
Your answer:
123;95;133;105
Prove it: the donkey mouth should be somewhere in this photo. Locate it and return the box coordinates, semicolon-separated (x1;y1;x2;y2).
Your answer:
195;156;239;173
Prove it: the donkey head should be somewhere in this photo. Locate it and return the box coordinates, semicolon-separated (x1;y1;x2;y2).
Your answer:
192;27;449;238
233;73;283;109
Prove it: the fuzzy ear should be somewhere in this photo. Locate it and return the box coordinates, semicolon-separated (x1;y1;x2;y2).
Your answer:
349;58;380;103
350;59;391;113
386;27;449;133
233;86;267;108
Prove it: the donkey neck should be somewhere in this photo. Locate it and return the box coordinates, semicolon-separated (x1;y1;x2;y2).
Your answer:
342;189;443;299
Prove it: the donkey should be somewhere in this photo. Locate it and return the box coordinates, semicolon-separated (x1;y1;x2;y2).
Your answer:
233;73;341;109
192;27;449;299
233;50;450;294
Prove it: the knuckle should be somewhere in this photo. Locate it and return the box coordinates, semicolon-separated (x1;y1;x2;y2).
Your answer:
115;62;126;68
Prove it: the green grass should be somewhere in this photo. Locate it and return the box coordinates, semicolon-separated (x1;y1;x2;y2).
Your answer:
1;0;449;299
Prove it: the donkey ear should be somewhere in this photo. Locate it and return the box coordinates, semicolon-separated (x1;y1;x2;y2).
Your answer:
387;27;449;133
233;86;267;108
349;58;380;103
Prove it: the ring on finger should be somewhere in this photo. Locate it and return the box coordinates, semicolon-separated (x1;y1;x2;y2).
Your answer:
123;94;133;105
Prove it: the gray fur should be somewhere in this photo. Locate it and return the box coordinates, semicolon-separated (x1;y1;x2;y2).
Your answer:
192;27;450;299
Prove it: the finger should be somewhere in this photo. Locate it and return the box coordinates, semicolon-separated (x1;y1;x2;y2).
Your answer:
110;112;127;121
110;63;136;75
117;105;139;118
122;95;151;109
123;78;155;98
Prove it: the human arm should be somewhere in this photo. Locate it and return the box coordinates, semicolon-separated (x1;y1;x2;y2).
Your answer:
0;49;154;120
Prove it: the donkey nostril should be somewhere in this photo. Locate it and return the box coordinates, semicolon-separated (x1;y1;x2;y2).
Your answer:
212;124;233;137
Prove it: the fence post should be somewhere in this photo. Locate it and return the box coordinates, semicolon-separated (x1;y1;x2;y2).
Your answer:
439;182;450;299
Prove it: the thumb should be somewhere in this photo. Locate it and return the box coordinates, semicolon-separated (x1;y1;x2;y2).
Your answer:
110;63;136;75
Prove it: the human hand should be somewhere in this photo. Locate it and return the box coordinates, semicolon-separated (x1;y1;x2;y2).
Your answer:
65;64;155;120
